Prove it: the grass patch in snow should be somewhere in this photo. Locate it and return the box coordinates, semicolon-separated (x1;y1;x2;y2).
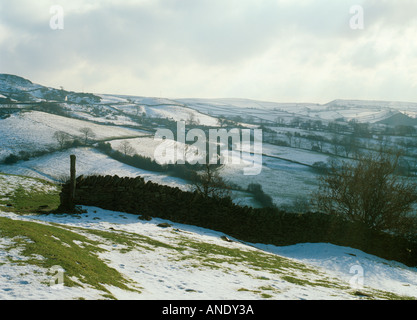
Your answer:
0;217;137;298
4;185;60;214
81;228;178;253
172;236;415;300
0;173;60;214
175;237;316;275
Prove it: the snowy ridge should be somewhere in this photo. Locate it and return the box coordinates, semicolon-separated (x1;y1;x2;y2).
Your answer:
0;74;44;95
2;74;417;125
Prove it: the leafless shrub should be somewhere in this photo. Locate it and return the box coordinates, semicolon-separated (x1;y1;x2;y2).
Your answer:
312;150;417;234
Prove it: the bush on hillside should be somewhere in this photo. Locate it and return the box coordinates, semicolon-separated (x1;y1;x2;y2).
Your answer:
4;154;19;164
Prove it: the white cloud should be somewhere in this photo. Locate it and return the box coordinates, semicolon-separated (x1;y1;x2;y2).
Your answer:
1;0;416;103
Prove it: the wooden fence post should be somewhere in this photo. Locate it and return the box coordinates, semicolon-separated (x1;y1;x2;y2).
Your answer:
70;155;76;208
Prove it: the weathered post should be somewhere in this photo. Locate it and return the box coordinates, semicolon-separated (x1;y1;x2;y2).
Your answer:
70;154;76;208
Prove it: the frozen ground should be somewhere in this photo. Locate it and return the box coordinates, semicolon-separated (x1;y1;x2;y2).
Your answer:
0;174;416;300
0;111;143;161
1;75;417;300
0;148;191;191
0;207;416;300
178;98;417;124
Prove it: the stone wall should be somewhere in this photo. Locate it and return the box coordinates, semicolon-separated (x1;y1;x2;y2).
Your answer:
59;174;417;267
59;174;244;222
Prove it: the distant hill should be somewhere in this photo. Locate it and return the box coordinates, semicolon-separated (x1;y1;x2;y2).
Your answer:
377;112;417;127
2;73;417;125
0;73;102;104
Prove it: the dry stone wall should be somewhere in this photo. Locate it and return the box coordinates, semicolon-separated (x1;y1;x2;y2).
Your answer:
59;174;246;225
59;174;417;267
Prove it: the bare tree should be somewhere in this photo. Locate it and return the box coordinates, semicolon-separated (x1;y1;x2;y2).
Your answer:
79;127;96;145
340;134;358;158
53;131;72;149
285;132;293;146
192;163;231;199
331;135;341;156
312;150;417;234
217;116;229;128
187;112;200;126
118;140;135;156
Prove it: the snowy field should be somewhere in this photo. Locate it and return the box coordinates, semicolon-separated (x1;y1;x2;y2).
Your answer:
0;147;265;207
0;163;416;301
109;136;175;161
0;148;191;191
0;174;58;202
179;98;417;124
1;204;416;300
107;136;320;207
1;75;417;300
2;76;417;210
0;111;144;161
95;94;221;127
220;153;318;207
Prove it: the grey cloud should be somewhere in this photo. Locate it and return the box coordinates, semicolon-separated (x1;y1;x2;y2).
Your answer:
364;0;417;28
1;0;416;102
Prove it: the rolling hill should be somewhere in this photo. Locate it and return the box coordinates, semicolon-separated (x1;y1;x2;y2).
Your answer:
377;112;417;127
0;173;416;300
1;74;417;300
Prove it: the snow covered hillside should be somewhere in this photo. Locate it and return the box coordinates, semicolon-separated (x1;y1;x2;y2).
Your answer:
2;74;417;126
177;97;417;124
0;174;416;300
2;73;417;210
0;148;191;190
1;74;417;301
0;111;144;160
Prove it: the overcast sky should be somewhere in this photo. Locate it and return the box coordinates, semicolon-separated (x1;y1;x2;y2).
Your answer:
1;0;417;103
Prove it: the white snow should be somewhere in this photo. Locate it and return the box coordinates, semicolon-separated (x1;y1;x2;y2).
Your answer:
0;148;192;190
0;174;416;300
0;174;58;197
1;75;417;300
256;242;417;299
0;111;143;160
1;205;416;300
178;97;417;124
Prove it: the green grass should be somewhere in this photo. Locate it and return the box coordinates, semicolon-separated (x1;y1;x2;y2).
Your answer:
0;174;61;214
9;186;60;214
80;227;178;253
0;217;138;298
175;236;317;275
173;236;416;300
